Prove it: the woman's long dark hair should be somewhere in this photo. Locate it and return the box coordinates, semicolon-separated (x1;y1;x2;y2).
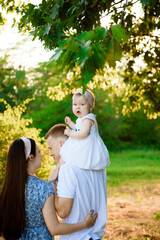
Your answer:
0;138;36;240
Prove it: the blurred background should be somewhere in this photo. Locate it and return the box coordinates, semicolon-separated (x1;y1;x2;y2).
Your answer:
0;1;159;238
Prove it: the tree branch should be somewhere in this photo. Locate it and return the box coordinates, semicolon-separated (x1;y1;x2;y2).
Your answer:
101;0;140;20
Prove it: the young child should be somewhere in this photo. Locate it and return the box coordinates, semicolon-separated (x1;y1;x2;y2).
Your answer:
59;89;110;170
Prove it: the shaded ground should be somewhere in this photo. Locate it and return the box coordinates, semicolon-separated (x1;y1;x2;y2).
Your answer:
105;181;160;240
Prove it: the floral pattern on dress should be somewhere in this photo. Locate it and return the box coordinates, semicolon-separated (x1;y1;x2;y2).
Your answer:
19;176;54;240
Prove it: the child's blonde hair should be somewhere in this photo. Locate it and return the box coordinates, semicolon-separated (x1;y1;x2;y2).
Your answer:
73;89;95;110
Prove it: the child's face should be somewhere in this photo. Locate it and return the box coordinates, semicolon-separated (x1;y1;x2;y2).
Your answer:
72;95;91;118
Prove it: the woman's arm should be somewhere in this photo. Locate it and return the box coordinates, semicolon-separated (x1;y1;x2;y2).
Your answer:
64;119;94;139
42;194;97;236
50;181;73;219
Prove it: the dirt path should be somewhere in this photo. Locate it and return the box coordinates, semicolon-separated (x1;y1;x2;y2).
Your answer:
105;181;160;240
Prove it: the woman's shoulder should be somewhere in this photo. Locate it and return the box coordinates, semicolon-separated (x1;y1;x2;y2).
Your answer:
28;177;52;190
28;176;46;183
27;177;54;208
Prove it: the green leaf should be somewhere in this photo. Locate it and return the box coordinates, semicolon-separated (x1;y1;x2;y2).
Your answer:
81;70;94;85
97;27;107;40
68;38;79;52
105;39;116;67
77;32;87;42
29;26;41;40
92;43;107;68
141;0;154;7
113;39;122;61
82;28;107;42
48;48;63;64
111;24;128;43
42;24;51;36
77;40;91;67
52;26;65;43
83;31;96;42
105;39;114;53
50;4;59;19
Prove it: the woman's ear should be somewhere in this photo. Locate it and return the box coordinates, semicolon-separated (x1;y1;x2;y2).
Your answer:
28;154;34;161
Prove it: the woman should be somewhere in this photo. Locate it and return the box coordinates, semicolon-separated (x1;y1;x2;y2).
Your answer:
0;137;97;239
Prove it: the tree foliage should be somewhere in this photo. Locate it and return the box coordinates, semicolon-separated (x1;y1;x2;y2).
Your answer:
0;55;65;111
0;0;159;118
0;56;159;155
0;56;32;111
0;99;54;187
118;0;160;117
15;0;129;84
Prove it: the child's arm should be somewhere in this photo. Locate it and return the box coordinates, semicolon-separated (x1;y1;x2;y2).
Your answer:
49;158;65;182
65;116;76;129
64;119;93;139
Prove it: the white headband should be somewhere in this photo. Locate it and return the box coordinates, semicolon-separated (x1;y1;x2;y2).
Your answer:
21;137;31;159
75;89;93;108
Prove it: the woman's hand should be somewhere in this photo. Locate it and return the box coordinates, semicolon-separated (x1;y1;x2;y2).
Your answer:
83;210;98;228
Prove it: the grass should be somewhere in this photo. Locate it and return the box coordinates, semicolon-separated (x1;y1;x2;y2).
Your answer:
105;149;160;240
106;149;160;187
154;212;160;221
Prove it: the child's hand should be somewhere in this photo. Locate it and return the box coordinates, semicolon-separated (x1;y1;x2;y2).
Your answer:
65;116;71;125
49;158;65;182
49;165;60;182
64;126;72;136
59;157;65;167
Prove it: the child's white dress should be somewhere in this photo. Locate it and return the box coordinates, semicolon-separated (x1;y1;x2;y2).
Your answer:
60;113;110;170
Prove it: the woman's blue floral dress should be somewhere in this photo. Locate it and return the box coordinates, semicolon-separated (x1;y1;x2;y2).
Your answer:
19;176;54;240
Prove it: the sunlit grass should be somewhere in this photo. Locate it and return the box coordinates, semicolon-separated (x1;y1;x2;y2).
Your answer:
107;149;160;186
